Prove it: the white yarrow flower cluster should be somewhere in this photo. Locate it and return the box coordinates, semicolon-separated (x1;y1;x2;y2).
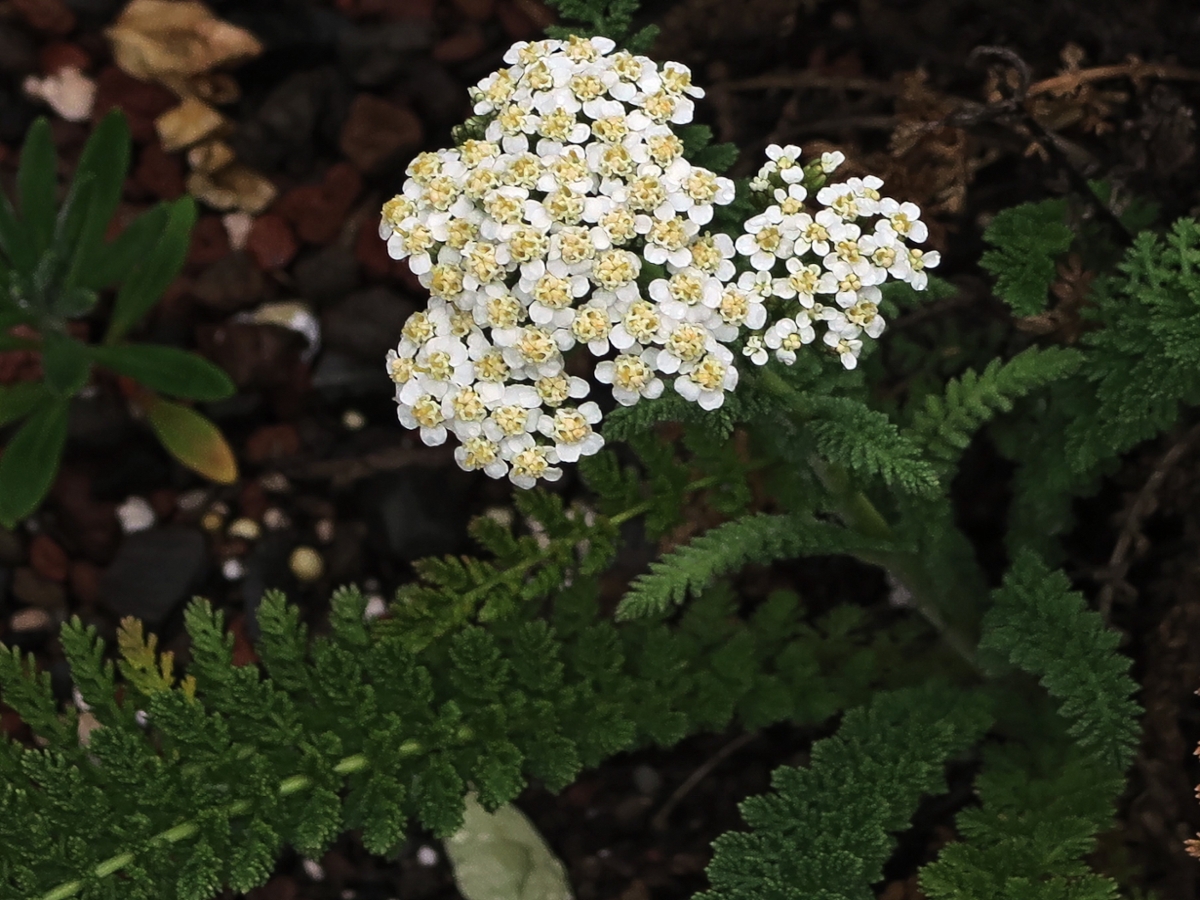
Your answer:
381;39;940;486
380;37;740;486
738;144;939;370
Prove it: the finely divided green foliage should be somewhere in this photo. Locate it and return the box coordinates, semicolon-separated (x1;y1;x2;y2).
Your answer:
0;571;921;900
903;346;1083;479
919;742;1124;900
979;199;1074;316
1068;218;1200;475
979;551;1141;769
616;514;900;620
699;686;991;900
808;396;941;496
543;0;658;51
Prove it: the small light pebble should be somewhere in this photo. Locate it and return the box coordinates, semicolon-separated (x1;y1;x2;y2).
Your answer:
222;212;254;250
416;846;438;867
364;595;387;621
302;859;325;882
222;558;245;580
341;891;357;900
200;511;225;533
263;508;290;530
116;496;156;534
227;518;261;541
177;489;210;512
9;608;54;633
314;518;335;544
73;687;91;712
260;472;290;493
342;409;366;430
633;764;661;796
289;546;324;582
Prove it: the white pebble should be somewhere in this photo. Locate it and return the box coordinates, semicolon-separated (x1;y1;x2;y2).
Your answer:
222;212;253;250
177;489;209;512
342;409;366;431
227;518;261;541
289;546;324;582
221;558;245;581
259;472;290;493
315;518;335;544
302;859;325;882
416;845;438;867
364;595;387;621
9;608;54;633
263;507;290;530
116;496;156;533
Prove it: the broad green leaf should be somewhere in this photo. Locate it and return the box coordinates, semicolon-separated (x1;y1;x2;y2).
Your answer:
91;344;235;401
77;203;169;291
0;382;47;428
0;398;68;527
105;197;197;343
445;795;573;900
66;110;131;286
17;117;57;259
41;331;91;397
0;186;32;272
143;395;237;484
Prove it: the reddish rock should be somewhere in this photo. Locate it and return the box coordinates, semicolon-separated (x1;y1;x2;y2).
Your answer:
39;42;90;75
12;0;75;35
92;67;176;144
69;559;101;606
432;26;487;64
276;162;363;245
190;252;265;312
245;423;301;464
28;534;68;582
247;214;298;270
132;141;185;200
497;0;554;38
338;94;423;174
452;0;495;21
188;214;232;268
51;468;120;561
354;213;411;281
238;481;269;520
0;705;28;741
197;322;306;392
148;489;177;520
227;614;260;667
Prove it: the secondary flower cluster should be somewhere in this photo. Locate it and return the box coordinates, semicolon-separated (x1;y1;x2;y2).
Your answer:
738;144;940;370
380;37;939;486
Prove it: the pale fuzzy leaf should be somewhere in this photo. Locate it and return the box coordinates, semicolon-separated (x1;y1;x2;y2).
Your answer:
444;795;573;900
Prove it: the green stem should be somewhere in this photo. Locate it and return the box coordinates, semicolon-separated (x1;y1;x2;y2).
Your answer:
35;754;371;900
757;366;982;670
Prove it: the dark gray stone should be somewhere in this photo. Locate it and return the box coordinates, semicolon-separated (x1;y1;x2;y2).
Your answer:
310;350;384;396
294;245;361;305
358;470;469;562
321;287;415;362
0;22;36;75
337;22;435;87
98;526;209;625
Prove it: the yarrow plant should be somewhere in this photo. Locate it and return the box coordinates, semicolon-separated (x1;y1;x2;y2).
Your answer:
13;4;1200;900
378;37;937;487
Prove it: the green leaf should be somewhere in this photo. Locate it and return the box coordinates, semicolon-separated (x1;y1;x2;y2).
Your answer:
91;345;234;401
0;398;68;526
17;117;57;259
40;331;91;397
445;795;572;900
0;381;47;428
0;179;32;272
77;203;170;291
143;395;238;484
105;197;196;343
979;200;1073;316
694;142;739;174
66;110;132;287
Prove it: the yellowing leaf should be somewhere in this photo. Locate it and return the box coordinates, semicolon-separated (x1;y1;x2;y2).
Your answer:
116;617;177;695
142;393;238;484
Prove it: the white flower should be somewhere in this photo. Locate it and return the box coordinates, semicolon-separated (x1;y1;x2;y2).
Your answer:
674;348;738;410
764;316;815;365
538;403;605;462
820;150;845;173
506;435;563;488
765;144;804;183
595;350;665;405
823;330;863;369
742;335;768;366
736;214;794;271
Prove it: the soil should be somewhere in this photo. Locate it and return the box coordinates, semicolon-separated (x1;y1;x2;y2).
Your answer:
3;0;1200;898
